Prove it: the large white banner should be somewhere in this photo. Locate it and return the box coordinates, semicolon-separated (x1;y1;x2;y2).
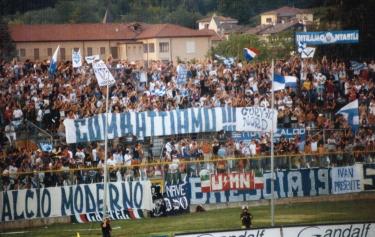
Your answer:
0;181;153;222
92;60;116;87
64;107;278;144
175;228;281;237
283;223;375;237
72;49;82;68
331;164;363;194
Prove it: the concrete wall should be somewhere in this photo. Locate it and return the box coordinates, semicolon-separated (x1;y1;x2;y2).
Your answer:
170;37;210;63
0;216;70;231
190;192;375;212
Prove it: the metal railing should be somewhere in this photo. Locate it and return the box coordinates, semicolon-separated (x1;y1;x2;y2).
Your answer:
1;150;374;191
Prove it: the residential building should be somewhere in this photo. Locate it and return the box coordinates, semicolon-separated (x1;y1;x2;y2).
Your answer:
197;14;244;39
9;22;216;64
260;6;313;25
246;6;313;37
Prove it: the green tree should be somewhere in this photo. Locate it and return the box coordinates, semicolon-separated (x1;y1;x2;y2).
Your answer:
0;20;17;61
212;32;294;62
212;34;268;61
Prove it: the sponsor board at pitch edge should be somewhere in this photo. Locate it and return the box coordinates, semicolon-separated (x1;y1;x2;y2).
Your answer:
283;223;375;237
174;228;281;237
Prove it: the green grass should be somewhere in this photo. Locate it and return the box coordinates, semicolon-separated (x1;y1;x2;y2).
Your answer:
1;199;375;237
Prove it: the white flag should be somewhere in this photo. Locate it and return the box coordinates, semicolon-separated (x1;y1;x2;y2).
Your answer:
72;49;82;68
85;55;100;64
92;60;115;87
301;47;316;58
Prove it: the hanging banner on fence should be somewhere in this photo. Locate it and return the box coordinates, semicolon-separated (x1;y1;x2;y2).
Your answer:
175;228;281;237
189;168;330;205
296;30;359;45
71;209;144;223
64;107;277;144
282;223;375;237
164;177;189;215
152;175;189;217
363;164;375;191
200;172;264;193
232;128;305;142
331;164;363;194
0;181;152;222
92;60;116;87
236;107;277;132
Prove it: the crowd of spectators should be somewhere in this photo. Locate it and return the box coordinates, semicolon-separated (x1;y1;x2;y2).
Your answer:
0;56;375;191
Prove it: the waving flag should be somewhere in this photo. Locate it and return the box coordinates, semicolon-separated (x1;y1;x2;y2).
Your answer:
350;61;366;75
272;74;297;91
214;54;236;68
298;41;315;58
336;99;359;131
48;45;60;75
243;48;259;61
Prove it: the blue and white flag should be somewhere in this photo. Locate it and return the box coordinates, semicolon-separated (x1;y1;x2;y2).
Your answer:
350;61;366;75
336;99;359;130
85;55;100;64
176;63;187;85
298;41;315;58
72;49;82;68
48;45;60;75
92;60;116;87
273;74;297;91
215;54;236;68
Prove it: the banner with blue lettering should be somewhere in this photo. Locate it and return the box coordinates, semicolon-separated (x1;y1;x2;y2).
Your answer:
331;164;363;194
296;30;359;45
363;164;375;191
0;181;152;222
189;168;331;205
64;107;277;144
232;128;305;143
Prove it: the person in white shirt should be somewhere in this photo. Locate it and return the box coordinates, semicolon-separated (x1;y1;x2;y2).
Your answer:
124;149;132;166
5;123;16;145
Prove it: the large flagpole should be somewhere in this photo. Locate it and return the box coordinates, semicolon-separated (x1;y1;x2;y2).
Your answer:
102;79;110;219
270;59;275;226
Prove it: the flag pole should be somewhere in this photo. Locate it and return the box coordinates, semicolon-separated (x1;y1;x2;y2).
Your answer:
102;81;110;219
270;58;275;226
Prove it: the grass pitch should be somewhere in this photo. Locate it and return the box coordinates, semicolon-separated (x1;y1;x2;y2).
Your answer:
1;199;375;237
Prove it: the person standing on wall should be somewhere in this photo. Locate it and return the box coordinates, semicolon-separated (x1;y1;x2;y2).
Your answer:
240;206;253;229
101;217;112;237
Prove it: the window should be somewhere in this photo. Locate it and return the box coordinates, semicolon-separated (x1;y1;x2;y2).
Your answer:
34;48;40;60
47;48;52;57
148;43;155;53
143;44;148;53
60;48;66;61
186;41;195;54
20;48;26;57
204;24;209;29
159;42;169;53
110;47;118;59
87;47;93;56
100;47;106;55
266;18;272;23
